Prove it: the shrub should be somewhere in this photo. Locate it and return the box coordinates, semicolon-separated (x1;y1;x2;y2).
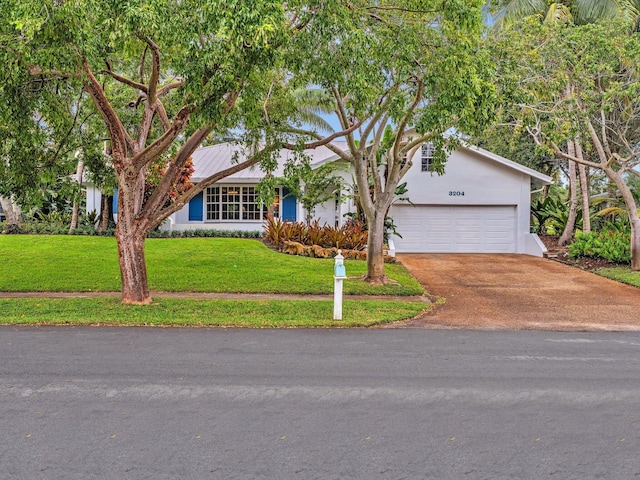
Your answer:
264;218;368;251
263;217;287;245
569;230;630;264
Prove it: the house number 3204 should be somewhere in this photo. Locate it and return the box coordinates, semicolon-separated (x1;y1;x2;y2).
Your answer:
449;191;465;196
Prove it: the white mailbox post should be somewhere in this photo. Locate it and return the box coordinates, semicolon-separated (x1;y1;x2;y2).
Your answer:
333;250;346;320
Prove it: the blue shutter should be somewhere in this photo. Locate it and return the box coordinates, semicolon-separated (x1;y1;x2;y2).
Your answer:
188;191;204;221
282;187;297;221
112;188;118;214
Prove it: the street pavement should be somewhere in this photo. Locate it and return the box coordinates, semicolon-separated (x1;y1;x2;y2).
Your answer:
1;327;639;479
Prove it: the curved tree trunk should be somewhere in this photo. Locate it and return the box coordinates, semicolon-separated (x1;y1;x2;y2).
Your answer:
559;142;578;246
606;167;640;271
575;140;590;233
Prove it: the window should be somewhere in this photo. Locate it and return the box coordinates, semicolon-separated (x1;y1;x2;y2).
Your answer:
221;186;241;220
263;188;281;219
242;186;260;220
206;186;281;222
206;187;220;220
421;143;436;172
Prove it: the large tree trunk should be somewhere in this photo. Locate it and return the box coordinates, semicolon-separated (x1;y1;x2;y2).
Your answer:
364;209;388;285
575;140;590;233
116;222;151;304
559;142;578;246
116;180;152;305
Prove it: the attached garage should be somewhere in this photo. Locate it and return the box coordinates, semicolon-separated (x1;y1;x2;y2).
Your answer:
392;205;517;253
388;143;553;256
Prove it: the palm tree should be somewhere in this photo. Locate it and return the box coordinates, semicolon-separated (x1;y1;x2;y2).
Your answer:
490;0;638;27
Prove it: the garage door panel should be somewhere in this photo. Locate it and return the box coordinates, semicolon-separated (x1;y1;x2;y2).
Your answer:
392;205;516;253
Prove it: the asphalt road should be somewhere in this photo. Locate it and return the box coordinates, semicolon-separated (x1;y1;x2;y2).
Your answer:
1;327;640;480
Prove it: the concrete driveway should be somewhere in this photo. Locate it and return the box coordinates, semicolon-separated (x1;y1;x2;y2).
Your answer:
397;254;640;331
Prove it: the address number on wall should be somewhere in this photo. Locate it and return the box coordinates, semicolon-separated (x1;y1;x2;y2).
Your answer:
448;191;465;196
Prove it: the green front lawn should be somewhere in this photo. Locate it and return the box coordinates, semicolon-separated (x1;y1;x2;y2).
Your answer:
596;267;640;288
0;298;426;327
0;236;423;295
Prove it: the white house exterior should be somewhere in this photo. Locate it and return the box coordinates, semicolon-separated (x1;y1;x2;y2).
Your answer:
85;139;552;256
389;143;551;256
167;142;353;231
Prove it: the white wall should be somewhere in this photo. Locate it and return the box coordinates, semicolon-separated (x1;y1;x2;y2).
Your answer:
390;147;536;254
400;148;526;206
85;184;102;216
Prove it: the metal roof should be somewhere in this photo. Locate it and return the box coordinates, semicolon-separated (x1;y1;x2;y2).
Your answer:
190;142;345;183
189;139;552;186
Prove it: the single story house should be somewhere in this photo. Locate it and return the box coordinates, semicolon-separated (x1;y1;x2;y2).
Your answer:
86;139;552;256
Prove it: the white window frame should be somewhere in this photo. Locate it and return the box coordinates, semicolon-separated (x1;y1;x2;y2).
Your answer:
205;185;281;222
421;143;436;172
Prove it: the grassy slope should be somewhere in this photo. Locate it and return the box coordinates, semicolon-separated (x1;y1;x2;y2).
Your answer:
0;236;422;295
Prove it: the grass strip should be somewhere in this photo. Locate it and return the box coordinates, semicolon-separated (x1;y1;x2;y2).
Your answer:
0;298;427;328
0;236;423;296
596;267;640;288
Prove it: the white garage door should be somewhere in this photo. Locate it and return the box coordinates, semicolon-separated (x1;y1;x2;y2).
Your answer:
391;205;517;253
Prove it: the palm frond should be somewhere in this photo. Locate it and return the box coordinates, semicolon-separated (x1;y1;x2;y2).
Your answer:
295;110;335;133
495;0;549;26
596;206;640;217
573;0;638;24
292;88;334;114
292;88;335;134
545;3;572;24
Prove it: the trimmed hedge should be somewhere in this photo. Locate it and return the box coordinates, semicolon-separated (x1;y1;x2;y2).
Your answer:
0;221;261;239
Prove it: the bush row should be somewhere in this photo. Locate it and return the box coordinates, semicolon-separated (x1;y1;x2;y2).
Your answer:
0;221;261;239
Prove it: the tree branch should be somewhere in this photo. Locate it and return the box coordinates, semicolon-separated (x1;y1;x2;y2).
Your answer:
99;67;148;93
331;86;359;154
157;80;185;98
130;105;193;170
526;125;602;170
280;120;363;151
82;59;136;165
143;37;161;104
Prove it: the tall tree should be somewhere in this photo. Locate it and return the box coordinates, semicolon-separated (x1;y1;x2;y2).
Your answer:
493;20;640;269
284;0;495;284
4;0;356;304
487;0;637;241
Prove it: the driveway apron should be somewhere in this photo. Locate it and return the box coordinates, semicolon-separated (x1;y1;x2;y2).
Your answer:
397;254;640;331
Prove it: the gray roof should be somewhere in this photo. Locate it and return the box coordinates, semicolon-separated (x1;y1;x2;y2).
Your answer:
190;142;346;183
189;139;552;187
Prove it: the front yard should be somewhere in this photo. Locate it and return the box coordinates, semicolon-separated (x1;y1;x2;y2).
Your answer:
0;236;426;327
0;236;422;295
